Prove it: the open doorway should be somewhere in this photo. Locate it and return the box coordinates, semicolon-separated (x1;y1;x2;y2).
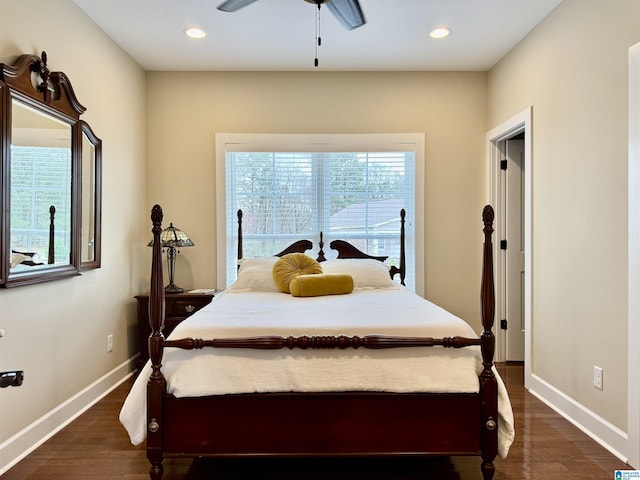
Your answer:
486;107;532;387
502;134;525;361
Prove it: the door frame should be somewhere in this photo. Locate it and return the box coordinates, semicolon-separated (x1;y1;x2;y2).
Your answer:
627;41;640;469
485;107;532;385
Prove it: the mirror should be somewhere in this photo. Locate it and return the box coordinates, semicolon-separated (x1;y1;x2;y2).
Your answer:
11;100;73;275
0;51;101;287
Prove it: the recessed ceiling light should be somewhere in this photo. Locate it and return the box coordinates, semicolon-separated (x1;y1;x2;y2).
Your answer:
185;27;206;39
430;27;451;39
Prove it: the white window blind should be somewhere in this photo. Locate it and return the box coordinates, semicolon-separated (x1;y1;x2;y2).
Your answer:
222;138;419;291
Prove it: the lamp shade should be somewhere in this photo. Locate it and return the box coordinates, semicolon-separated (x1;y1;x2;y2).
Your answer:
148;223;194;248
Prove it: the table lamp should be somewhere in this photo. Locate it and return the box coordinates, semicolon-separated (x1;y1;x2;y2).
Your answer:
148;222;194;293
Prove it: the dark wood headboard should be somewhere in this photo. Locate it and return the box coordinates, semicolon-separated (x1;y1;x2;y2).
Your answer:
236;208;406;285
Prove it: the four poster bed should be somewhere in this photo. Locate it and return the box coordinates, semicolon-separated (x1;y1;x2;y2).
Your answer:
120;204;514;480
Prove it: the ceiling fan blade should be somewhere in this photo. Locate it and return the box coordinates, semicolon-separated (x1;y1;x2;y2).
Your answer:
326;0;366;30
217;0;260;12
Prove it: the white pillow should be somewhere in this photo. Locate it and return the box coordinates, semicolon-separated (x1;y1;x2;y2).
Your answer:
227;257;280;292
10;252;28;268
320;258;395;289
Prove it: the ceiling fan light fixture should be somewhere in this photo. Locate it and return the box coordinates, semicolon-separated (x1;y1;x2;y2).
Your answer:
430;26;452;39
185;27;206;39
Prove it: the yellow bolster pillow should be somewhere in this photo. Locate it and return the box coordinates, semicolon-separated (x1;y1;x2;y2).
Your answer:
289;273;354;297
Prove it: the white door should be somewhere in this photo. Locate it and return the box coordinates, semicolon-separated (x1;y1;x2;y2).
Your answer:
505;139;525;361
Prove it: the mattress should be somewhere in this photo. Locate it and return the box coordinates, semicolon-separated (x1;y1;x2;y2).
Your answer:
120;287;515;457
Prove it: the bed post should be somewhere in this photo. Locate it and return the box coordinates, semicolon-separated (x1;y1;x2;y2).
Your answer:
237;209;243;262
398;208;406;285
147;204;166;480
388;209;406;285
479;205;498;480
48;205;55;264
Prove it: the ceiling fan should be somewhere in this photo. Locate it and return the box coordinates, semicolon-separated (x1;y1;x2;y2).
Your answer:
216;0;366;31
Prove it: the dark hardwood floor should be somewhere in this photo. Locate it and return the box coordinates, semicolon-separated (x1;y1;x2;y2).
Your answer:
3;363;631;479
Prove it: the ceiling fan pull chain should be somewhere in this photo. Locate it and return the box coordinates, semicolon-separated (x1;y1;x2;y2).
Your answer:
317;2;322;47
315;2;321;67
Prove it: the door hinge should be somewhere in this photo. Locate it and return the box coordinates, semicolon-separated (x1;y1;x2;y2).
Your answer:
500;159;508;170
500;319;508;330
500;239;507;250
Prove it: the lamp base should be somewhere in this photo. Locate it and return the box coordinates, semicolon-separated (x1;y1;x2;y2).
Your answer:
165;283;184;294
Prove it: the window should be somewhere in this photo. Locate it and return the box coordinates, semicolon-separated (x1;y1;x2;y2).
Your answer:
216;134;425;295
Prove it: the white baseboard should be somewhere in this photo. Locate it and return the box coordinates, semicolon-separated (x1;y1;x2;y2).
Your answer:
0;357;136;475
529;373;629;463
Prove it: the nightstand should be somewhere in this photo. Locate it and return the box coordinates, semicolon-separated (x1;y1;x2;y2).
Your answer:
135;292;215;370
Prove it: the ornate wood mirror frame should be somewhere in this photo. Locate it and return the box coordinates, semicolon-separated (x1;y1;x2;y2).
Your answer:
79;120;102;271
0;51;102;287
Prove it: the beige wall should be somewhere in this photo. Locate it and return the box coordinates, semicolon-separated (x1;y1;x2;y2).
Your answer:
146;70;489;329
488;0;640;430
0;0;147;447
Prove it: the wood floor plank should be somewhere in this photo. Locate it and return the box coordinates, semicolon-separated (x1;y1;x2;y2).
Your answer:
3;363;631;479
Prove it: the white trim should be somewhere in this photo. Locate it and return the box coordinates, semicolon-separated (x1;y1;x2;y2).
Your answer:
627;41;640;469
529;373;628;464
215;133;426;296
0;358;136;475
485;107;532;378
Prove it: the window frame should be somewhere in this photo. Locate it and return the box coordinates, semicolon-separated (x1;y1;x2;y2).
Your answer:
215;133;425;296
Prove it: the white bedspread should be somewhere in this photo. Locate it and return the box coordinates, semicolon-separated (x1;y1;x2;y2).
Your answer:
120;288;514;457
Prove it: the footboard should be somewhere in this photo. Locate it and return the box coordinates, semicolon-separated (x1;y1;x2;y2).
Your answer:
162;392;482;456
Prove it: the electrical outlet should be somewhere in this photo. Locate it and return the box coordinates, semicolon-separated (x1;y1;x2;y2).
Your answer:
593;365;603;390
107;334;113;353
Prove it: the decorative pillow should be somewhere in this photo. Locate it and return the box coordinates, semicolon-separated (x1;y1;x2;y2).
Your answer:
227;256;280;292
290;273;354;297
320;258;395;289
272;253;322;293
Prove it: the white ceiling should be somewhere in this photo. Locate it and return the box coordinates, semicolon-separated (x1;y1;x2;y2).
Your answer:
72;0;562;72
